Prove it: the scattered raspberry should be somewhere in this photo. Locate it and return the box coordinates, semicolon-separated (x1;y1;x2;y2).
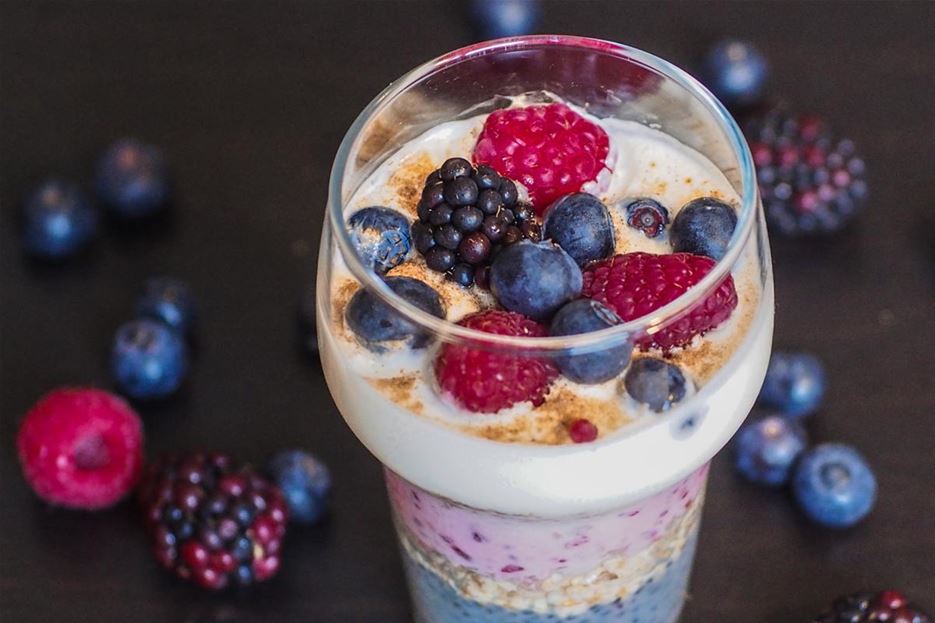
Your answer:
582;253;738;351
17;387;144;510
473;103;610;214
138;452;288;590
568;418;598;443
434;310;558;413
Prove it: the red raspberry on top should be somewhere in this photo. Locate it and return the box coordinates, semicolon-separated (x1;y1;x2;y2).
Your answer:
434;310;558;413
473;103;610;214
582;252;738;352
17;387;144;509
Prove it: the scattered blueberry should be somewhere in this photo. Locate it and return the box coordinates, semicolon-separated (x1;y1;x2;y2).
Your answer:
95;138;169;218
111;319;188;399
670;197;738;260
624;198;669;238
345;277;445;351
136;277;196;334
542;193;615;267
266;450;331;525
297;287;318;356
793;443;877;528
733;415;808;486
623;357;688;412
21;179;97;259
549;299;632;384
699;39;768;108
489;240;582;321
759;351;826;418
347;206;412;273
469;0;541;40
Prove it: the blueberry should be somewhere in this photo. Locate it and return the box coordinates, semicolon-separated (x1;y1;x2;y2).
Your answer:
543;193;615;267
469;0;541;40
21;179;97;259
136;277;196;334
347;206;411;273
266;450;331;525
489;241;582;321
95;138;169;218
733;415;808;486
758;351;826;418
793;444;877;528
549;300;632;384
345;276;445;351
624;198;670;238
670;197;737;260
623;358;688;412
699;39;768;108
111;319;188;399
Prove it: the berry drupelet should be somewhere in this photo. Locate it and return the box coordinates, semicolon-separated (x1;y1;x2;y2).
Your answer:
413;158;541;287
138;452;289;590
813;590;930;623
745;110;867;236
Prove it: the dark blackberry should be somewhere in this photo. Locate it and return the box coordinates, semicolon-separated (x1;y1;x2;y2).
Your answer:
813;590;930;623
414;157;541;287
744;109;867;236
138;452;288;590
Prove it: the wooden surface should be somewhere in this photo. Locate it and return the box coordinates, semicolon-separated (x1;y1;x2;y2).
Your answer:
1;1;933;621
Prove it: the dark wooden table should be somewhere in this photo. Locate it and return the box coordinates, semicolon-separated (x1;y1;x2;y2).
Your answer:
2;2;933;621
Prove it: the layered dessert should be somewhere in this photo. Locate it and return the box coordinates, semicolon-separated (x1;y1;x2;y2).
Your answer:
318;92;773;622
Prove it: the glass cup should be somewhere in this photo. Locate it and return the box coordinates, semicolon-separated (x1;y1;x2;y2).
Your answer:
317;36;773;623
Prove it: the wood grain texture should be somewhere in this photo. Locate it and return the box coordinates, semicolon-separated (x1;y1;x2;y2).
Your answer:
1;1;933;621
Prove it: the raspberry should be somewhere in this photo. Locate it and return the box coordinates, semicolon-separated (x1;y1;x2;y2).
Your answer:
138;452;288;590
473;103;610;214
568;418;598;443
744;109;867;236
582;253;737;352
16;387;144;509
434;310;558;413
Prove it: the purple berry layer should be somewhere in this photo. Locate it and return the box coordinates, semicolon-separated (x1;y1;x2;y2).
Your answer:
386;465;708;581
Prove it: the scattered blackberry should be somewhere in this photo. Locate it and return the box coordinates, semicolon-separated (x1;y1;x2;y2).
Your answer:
414;158;541;287
744;109;867;236
138;452;288;590
813;590;930;623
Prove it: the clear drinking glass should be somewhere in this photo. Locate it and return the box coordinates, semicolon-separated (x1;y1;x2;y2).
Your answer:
317;36;773;623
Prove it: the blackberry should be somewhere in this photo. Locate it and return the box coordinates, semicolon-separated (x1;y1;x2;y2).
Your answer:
139;452;288;590
414;157;541;287
813;590;930;623
744;109;867;236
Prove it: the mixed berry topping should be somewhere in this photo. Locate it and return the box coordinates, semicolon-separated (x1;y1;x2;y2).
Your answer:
813;590;930;623
347;206;412;274
17;388;144;509
745;110;867;236
792;443;877;528
542;192;616;267
489;240;582;321
582;252;738;351
434;310;558;413
345;276;445;351
670;197;737;261
412;158;540;287
139;452;288;590
21;178;98;259
733;415;808;486
549;299;632;384
473;103;610;212
759;351;826;418
622;357;688;412
624;198;669;239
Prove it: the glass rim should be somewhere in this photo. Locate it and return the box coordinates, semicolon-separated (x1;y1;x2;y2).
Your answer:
327;34;758;351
